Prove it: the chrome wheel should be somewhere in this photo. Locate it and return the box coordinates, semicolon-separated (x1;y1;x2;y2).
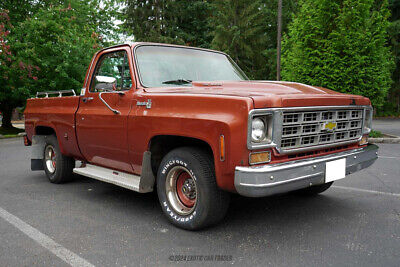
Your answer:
44;145;56;174
165;166;197;215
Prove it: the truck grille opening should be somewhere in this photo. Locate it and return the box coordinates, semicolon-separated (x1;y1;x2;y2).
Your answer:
280;108;364;151
287;145;350;159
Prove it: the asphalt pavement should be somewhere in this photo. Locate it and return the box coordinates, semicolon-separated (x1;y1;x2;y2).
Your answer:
373;119;400;136
0;138;399;266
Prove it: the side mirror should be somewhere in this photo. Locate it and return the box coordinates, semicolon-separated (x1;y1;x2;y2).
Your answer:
95;76;117;91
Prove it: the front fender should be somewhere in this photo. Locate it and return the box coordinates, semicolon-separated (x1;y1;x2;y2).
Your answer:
128;93;253;192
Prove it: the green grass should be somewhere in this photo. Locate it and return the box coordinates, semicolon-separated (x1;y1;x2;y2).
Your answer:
369;129;383;138
0;127;25;137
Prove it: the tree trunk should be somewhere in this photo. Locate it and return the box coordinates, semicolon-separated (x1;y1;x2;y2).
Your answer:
276;0;282;81
1;106;13;129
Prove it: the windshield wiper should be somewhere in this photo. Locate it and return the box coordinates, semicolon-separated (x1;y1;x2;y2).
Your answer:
162;79;192;85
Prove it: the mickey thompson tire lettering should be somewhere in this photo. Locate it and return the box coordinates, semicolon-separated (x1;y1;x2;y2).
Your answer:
156;147;230;230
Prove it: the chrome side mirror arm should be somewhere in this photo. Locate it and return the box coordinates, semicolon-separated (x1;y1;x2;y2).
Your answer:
98;91;125;115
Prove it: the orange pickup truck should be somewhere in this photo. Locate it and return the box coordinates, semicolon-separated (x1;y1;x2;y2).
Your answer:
24;43;378;230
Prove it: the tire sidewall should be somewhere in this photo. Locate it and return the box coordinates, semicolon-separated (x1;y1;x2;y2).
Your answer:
43;136;62;183
157;150;210;230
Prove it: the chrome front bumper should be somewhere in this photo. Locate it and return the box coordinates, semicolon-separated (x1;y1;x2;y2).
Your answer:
234;144;378;197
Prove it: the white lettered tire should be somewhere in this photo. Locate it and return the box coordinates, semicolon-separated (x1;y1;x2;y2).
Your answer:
43;135;74;183
156;147;230;230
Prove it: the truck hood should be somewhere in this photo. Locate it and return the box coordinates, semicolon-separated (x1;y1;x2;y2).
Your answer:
144;81;371;108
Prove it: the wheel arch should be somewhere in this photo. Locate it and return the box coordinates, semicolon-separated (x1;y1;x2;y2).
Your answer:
148;135;215;179
33;125;67;155
35;125;56;136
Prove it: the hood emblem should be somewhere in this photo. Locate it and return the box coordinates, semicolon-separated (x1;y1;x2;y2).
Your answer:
322;121;337;132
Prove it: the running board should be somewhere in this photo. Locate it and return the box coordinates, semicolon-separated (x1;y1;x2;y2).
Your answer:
73;164;153;193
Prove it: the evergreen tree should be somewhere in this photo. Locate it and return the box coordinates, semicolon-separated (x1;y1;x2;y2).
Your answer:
387;0;400;113
210;0;266;79
123;0;212;46
282;0;394;108
123;0;172;43
171;0;213;48
261;0;297;80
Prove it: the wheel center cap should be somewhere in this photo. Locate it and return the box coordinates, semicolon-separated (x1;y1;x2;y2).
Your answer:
181;179;196;199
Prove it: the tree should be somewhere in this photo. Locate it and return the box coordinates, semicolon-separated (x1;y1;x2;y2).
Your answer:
122;0;212;47
0;0;44;129
282;0;394;108
0;0;43;24
387;0;400;113
0;1;118;129
10;4;102;95
123;0;179;43
210;0;267;79
0;9;38;129
122;0;296;80
169;0;213;48
261;0;297;80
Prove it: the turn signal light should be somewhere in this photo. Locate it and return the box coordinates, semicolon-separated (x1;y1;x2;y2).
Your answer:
220;135;225;161
249;151;271;165
359;135;368;145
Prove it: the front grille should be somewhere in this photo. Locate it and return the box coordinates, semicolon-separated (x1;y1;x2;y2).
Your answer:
280;108;363;150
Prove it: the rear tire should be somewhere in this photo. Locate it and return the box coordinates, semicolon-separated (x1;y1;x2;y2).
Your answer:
296;182;333;196
43;135;74;184
156;147;230;230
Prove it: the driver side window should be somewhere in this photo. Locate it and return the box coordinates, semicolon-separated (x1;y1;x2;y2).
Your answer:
90;51;132;92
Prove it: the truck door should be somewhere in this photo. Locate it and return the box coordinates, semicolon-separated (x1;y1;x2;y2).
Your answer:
76;47;135;173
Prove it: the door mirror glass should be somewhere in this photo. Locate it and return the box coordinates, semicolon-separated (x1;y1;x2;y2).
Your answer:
96;75;117;84
94;76;117;91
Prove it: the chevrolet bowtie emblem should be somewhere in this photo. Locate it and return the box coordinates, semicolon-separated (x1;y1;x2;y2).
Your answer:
323;121;337;132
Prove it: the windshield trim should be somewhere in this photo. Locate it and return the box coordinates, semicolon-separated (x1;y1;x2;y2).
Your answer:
133;44;249;88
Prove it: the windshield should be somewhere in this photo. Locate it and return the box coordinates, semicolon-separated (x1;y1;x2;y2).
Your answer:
135;45;248;87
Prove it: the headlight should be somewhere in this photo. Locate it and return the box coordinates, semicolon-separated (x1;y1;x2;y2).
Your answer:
363;106;373;134
247;111;274;149
251;118;266;142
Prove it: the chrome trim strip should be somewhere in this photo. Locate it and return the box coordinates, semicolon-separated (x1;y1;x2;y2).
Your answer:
36;89;76;98
239;172;323;188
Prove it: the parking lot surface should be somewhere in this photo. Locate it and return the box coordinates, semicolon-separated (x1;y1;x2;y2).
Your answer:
0;138;399;266
373;119;400;136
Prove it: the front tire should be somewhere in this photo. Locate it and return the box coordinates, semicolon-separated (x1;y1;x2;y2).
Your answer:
156;147;230;230
43;135;74;183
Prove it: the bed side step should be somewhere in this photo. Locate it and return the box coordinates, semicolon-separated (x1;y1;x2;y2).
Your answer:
73;164;152;193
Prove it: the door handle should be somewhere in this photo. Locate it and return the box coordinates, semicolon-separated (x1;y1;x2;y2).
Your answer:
82;97;93;103
98;91;125;114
